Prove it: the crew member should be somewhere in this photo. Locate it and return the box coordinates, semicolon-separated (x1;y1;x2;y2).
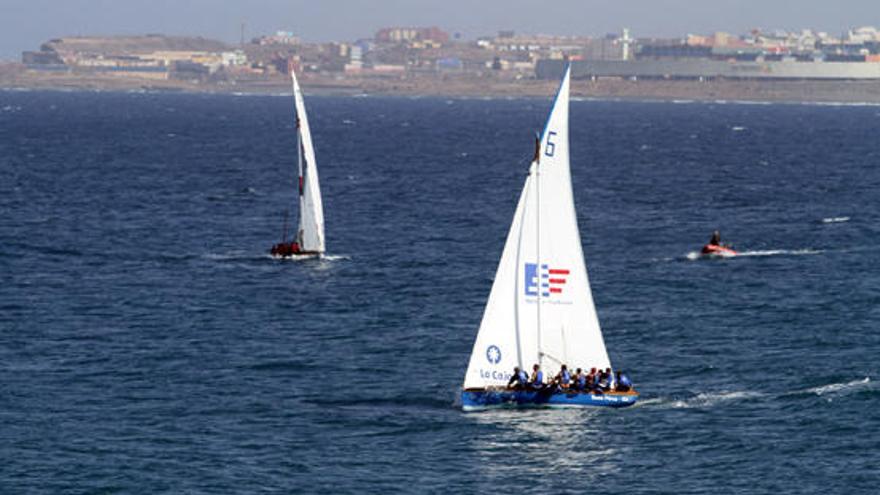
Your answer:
573;368;587;391
615;371;633;392
529;364;544;390
597;368;614;392
554;364;572;389
507;366;528;390
586;367;598;392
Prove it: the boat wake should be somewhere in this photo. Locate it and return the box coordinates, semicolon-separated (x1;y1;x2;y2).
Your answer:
684;248;822;261
637;390;765;410
684;251;734;261
636;377;873;410
802;377;872;397
735;248;823;257
270;253;351;262
202;251;350;263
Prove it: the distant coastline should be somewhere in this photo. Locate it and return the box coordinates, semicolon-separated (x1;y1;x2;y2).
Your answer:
4;66;880;104
11;30;880;104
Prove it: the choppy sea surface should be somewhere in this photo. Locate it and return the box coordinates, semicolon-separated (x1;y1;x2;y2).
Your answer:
1;91;879;493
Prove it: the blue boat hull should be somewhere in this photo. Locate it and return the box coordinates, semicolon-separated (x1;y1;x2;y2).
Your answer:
461;388;638;411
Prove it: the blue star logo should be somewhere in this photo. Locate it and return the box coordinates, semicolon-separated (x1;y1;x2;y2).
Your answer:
486;345;501;364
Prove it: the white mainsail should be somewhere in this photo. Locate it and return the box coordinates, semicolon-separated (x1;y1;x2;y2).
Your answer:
292;69;325;253
463;66;611;390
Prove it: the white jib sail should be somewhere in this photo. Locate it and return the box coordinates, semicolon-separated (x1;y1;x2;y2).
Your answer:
463;66;611;390
292;69;325;253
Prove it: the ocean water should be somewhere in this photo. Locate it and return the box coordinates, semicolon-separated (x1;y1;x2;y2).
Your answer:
1;91;878;493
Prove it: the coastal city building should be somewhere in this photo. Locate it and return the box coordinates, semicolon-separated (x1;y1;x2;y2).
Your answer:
538;27;880;81
17;25;880;86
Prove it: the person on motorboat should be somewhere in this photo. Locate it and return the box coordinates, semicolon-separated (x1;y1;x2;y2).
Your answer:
701;230;736;255
529;364;544;390
709;230;721;246
554;364;572;389
507;366;529;390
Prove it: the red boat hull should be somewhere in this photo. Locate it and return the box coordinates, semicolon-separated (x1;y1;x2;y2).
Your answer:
270;242;320;258
701;244;737;257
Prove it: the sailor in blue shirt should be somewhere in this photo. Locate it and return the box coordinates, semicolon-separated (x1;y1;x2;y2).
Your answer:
507;366;529;390
529;364;544;390
615;371;633;392
554;364;572;389
573;368;587;391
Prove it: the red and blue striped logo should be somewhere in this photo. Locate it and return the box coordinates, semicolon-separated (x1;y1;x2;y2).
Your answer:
525;263;569;297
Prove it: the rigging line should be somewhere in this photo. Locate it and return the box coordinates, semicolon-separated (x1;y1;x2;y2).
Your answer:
541;352;564;367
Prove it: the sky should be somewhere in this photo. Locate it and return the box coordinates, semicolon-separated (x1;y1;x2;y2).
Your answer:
2;0;878;59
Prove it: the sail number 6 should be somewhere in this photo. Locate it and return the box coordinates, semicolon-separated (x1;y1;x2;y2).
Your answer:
545;131;557;157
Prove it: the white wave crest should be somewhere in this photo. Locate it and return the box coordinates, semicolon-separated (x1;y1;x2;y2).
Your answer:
320;254;351;261
809;101;880;108
821;216;850;224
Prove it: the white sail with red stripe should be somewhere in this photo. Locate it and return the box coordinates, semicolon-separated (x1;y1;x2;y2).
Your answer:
292;69;325;254
463;66;611;390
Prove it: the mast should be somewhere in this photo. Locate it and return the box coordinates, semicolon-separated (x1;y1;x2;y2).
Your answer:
535;134;543;370
296;114;304;245
512;180;528;372
514;136;543;371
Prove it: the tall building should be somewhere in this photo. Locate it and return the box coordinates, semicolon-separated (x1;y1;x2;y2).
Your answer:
375;27;449;44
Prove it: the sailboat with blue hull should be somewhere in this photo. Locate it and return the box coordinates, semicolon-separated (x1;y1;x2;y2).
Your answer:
460;66;638;412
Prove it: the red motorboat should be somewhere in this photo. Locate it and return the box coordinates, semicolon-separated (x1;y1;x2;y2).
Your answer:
701;243;737;257
700;230;737;257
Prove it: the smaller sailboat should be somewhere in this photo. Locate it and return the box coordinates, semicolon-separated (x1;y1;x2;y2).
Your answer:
460;66;638;411
271;68;325;258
